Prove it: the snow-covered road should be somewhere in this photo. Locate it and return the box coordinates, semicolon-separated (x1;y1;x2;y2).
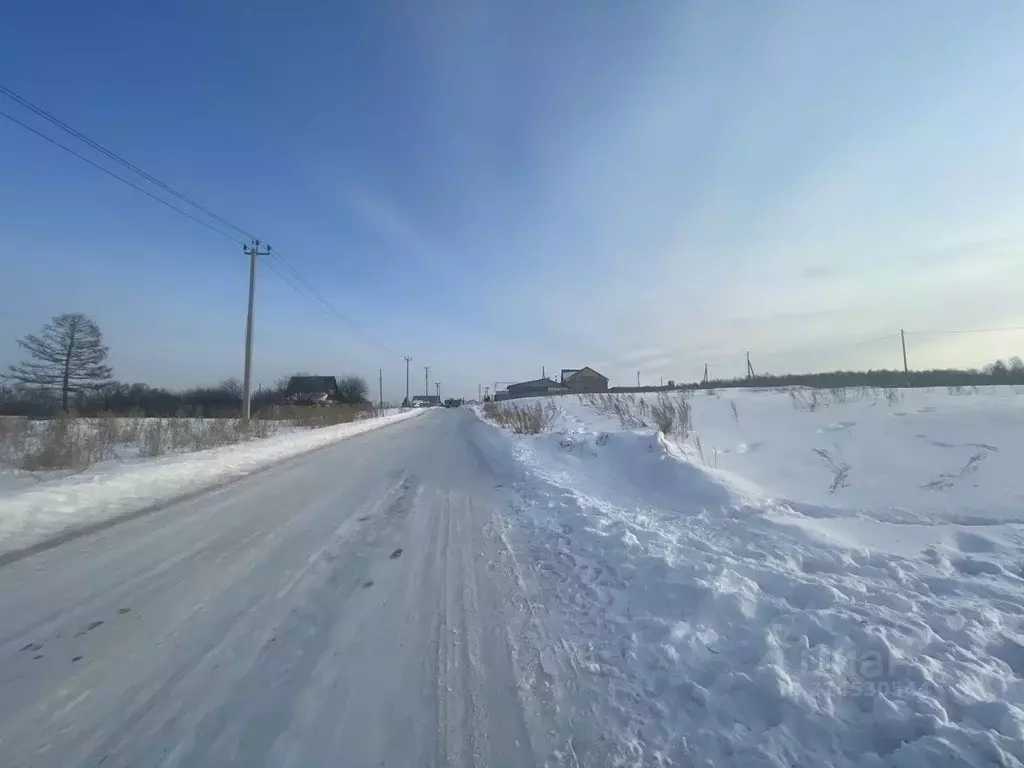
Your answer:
0;409;552;767
4;390;1022;767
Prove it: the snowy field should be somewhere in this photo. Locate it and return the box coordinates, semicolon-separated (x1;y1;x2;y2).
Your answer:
483;387;1024;766
0;409;423;556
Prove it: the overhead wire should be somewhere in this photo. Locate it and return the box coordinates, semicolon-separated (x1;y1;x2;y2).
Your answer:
0;85;407;360
906;326;1024;336
750;333;902;358
263;248;401;356
0;110;245;246
0;84;257;243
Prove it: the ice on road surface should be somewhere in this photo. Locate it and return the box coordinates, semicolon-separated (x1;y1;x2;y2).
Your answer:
0;408;423;557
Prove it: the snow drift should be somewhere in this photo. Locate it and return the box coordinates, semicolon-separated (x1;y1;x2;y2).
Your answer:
483;387;1024;766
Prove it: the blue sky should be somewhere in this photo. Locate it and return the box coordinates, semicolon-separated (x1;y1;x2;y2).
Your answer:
3;1;1024;400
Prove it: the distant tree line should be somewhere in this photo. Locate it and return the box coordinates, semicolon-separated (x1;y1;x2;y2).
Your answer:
693;357;1024;391
1;313;371;418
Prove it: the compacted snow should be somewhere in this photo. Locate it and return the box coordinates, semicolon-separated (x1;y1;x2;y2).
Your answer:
483;387;1024;767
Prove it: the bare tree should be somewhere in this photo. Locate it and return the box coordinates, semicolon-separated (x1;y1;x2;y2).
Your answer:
218;377;243;399
6;313;113;413
985;359;1010;380
336;374;368;404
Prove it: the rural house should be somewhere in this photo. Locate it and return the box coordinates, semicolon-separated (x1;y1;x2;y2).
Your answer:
560;366;609;393
284;375;338;405
505;377;570;398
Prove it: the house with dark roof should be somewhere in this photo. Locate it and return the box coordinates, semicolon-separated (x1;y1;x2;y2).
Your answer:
284;375;338;405
560;366;609;393
506;377;570;398
411;394;441;407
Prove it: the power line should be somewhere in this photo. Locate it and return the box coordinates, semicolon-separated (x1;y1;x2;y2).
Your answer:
751;333;901;358
906;326;1024;336
0;87;408;360
0;109;245;246
264;248;400;356
0;84;257;243
1;85;393;352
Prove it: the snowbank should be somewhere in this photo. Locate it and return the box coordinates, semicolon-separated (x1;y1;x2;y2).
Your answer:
483;388;1024;766
0;409;424;556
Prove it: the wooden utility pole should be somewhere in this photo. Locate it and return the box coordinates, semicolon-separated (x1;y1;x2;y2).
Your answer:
242;239;271;421
435;382;440;402
379;368;383;409
637;369;641;387
404;356;412;404
746;352;755;379
901;329;910;385
702;363;709;387
424;366;430;396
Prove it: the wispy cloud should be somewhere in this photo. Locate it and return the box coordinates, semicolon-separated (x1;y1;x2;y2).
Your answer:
337;186;455;273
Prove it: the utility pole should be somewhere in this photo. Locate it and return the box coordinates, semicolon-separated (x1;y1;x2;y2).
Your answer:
901;329;910;386
379;368;383;409
542;365;546;379
404;356;412;405
702;363;709;387
637;369;641;387
436;382;440;402
424;366;430;396
746;352;755;380
242;239;271;421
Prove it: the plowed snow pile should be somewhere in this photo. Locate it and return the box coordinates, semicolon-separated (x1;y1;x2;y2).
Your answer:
484;387;1024;767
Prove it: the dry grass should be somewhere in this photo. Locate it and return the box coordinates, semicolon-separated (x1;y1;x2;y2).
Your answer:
650;392;692;438
482;400;557;434
881;387;902;406
0;417;31;468
788;386;907;411
693;434;718;469
813;447;851;493
578;393;654;429
0;405;374;471
20;417;115;470
262;404;376;428
579;391;691;438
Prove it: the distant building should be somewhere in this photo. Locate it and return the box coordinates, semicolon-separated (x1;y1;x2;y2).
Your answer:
560;366;609;393
505;377;570;398
411;394;441;407
284;375;338;405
